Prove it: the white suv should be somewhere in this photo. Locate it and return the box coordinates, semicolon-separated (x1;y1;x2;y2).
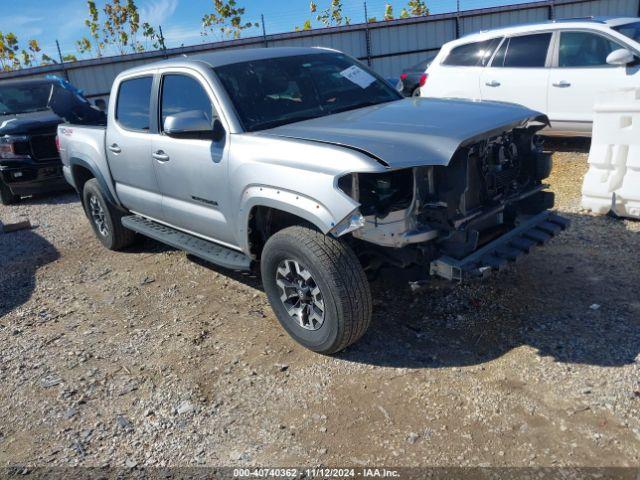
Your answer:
421;17;640;136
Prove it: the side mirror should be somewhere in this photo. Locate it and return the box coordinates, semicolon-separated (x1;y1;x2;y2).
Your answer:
164;110;222;140
606;48;635;66
212;119;225;142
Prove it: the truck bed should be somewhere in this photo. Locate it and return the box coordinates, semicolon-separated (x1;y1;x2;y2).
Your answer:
57;124;117;202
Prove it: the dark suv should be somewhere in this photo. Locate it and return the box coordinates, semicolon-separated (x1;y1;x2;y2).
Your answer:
0;77;104;205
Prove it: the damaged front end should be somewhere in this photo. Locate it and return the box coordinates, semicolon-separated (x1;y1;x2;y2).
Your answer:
333;123;569;280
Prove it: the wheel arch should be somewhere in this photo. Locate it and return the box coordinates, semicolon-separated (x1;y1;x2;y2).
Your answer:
239;186;338;258
69;157;120;207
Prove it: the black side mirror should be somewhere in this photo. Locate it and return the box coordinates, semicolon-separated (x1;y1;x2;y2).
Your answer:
212;119;225;142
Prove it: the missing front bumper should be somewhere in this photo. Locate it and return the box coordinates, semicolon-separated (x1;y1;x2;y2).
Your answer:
429;211;569;282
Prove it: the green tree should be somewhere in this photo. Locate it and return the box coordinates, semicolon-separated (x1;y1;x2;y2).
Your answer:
310;0;350;27
0;32;43;71
142;22;165;51
0;32;20;71
407;0;429;16
202;0;258;39
384;3;394;20
77;0;159;57
295;20;313;32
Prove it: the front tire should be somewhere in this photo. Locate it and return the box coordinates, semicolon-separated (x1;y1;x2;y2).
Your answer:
0;179;19;205
261;226;372;354
82;178;135;250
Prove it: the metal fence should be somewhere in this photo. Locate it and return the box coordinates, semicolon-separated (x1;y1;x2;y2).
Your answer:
1;0;638;100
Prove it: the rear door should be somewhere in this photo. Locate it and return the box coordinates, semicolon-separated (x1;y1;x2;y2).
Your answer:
151;70;236;246
424;37;501;100
106;74;162;218
547;30;640;134
480;32;553;114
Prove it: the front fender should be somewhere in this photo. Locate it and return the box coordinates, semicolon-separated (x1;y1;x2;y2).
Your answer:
237;185;352;254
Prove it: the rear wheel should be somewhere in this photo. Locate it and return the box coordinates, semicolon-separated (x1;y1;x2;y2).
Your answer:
82;178;135;250
261;226;372;354
0;179;19;206
412;87;421;97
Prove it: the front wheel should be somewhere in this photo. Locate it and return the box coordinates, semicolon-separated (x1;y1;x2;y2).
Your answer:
261;226;372;354
0;179;19;206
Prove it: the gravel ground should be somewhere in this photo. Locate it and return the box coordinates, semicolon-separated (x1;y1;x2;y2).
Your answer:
0;141;639;468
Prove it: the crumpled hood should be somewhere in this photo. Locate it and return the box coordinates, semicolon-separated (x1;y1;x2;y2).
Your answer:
256;97;547;168
0;110;62;136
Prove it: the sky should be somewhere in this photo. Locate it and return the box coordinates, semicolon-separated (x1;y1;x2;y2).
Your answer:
0;0;531;61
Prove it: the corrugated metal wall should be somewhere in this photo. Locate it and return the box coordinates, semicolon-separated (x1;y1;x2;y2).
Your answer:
1;0;638;98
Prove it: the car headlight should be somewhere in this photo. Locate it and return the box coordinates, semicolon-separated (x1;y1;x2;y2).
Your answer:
0;135;30;160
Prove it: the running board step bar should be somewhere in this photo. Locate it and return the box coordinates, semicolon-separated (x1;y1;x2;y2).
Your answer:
430;211;569;282
122;215;252;272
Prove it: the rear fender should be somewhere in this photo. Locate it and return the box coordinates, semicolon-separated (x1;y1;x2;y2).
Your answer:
69;157;121;207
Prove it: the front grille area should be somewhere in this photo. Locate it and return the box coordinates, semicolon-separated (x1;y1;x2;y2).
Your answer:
29;134;59;162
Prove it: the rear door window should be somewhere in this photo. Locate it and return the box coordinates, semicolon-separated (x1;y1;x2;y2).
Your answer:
443;38;502;67
492;33;552;68
558;31;624;67
115;76;153;131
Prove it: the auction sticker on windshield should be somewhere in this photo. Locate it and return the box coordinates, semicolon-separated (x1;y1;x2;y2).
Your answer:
340;65;376;89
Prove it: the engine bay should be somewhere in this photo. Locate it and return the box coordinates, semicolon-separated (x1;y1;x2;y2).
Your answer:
339;127;554;263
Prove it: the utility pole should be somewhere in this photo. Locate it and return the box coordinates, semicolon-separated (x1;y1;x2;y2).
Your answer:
55;40;69;80
455;0;461;38
261;14;268;48
364;1;372;66
158;25;168;58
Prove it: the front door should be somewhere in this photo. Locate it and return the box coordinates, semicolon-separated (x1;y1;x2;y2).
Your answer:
547;30;640;134
106;75;162;219
480;32;553;114
151;71;235;247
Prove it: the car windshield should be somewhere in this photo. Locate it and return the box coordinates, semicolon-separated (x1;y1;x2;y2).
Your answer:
612;21;640;43
0;82;53;115
214;52;401;132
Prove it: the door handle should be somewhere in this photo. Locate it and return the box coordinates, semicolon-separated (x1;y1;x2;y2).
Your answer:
552;81;571;88
152;150;170;162
485;80;501;87
108;143;121;154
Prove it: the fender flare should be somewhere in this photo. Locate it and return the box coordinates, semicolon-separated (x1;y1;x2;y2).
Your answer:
68;157;121;207
237;185;338;254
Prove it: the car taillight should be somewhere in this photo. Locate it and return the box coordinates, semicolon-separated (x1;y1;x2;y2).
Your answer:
55;135;61;153
419;73;428;87
400;73;408;81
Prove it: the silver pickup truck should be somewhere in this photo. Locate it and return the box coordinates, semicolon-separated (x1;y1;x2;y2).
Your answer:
58;47;567;354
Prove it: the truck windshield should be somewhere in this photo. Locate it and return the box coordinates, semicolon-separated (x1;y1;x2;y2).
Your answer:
612;21;640;43
214;53;402;132
0;82;53;115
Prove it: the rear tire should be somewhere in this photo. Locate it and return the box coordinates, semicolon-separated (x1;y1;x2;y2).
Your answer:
82;178;135;250
0;179;19;206
412;87;421;97
261;226;372;354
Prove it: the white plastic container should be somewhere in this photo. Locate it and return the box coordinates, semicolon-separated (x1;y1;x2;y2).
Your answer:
581;88;640;219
